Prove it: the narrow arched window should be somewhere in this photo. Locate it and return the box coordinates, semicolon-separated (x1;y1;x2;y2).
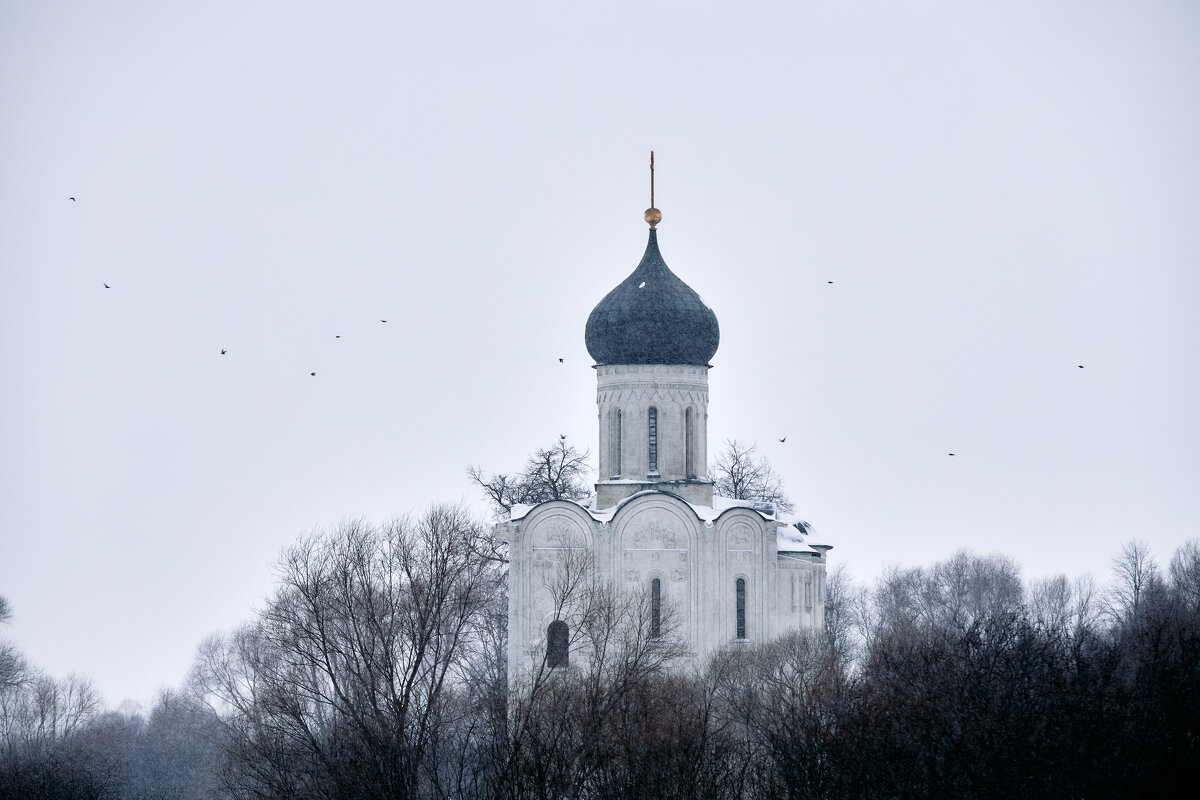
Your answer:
736;578;746;639
651;578;661;638
613;409;623;478
547;620;569;668
685;407;695;478
648;407;658;474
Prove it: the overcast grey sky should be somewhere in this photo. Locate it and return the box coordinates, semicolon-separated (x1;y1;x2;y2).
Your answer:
2;1;1198;709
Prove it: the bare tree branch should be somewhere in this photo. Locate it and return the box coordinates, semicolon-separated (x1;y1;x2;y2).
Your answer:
710;439;793;513
467;438;592;520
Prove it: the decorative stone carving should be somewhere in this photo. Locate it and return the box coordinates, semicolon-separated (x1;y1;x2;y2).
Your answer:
547;526;577;547
631;516;678;548
671;569;687;582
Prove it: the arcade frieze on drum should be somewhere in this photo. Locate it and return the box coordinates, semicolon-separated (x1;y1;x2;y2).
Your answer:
596;386;707;406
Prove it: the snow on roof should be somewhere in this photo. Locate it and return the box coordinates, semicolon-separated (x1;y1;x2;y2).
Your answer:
509;490;781;524
775;518;833;552
504;491;832;553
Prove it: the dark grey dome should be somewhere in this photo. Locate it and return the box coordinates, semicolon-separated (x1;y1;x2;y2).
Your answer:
585;230;719;366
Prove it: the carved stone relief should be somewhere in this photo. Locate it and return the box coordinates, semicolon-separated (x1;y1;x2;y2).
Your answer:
631;515;679;548
537;521;587;548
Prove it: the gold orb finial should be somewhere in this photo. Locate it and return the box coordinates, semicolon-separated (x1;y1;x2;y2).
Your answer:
645;150;660;229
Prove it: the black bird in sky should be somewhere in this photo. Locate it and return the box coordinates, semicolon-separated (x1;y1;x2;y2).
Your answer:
103;283;110;289
335;335;341;339
827;280;833;284
560;434;566;440
948;453;956;456
220;349;227;355
310;372;316;376
380;319;387;323
1078;365;1085;369
558;358;564;363
69;197;75;202
778;437;787;443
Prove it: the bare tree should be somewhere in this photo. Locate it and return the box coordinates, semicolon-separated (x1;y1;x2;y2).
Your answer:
1029;574;1075;631
467;438;592;520
498;542;695;800
0;596;25;695
0;671;99;752
1107;539;1162;621
823;563;868;667
1168;539;1200;609
707;631;845;800
191;506;502;800
710;439;793;513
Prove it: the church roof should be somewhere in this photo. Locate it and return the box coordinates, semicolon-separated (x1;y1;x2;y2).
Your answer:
584;229;720;366
504;492;832;552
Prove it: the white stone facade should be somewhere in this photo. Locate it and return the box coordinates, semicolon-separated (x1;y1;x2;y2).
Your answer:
498;363;830;678
497;492;829;674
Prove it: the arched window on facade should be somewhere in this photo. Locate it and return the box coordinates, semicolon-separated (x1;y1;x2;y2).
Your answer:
647;407;658;474
651;577;662;638
685;406;696;478
610;408;623;478
547;620;569;668
736;578;746;640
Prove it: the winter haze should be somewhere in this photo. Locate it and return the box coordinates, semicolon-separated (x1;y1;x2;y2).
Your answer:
1;1;1197;708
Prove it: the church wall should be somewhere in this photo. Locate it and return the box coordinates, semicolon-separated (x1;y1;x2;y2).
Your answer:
775;556;824;633
608;496;701;647
709;509;775;659
503;499;830;681
506;502;595;675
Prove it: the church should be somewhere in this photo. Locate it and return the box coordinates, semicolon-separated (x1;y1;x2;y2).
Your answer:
496;182;830;674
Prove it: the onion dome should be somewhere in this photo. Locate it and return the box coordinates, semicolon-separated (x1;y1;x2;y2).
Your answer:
585;226;720;366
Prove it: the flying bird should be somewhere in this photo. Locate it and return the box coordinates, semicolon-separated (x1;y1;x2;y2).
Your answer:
380;319;387;323
310;372;317;376
220;349;227;355
103;283;110;289
560;434;566;440
827;281;833;284
558;358;564;363
1078;365;1084;369
948;453;956;456
778;437;787;443
69;197;75;202
335;335;341;339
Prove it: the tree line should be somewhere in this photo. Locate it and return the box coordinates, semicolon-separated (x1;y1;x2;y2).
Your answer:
2;440;1196;798
4;527;1196;799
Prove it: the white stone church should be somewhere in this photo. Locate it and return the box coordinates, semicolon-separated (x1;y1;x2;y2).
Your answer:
496;201;830;674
